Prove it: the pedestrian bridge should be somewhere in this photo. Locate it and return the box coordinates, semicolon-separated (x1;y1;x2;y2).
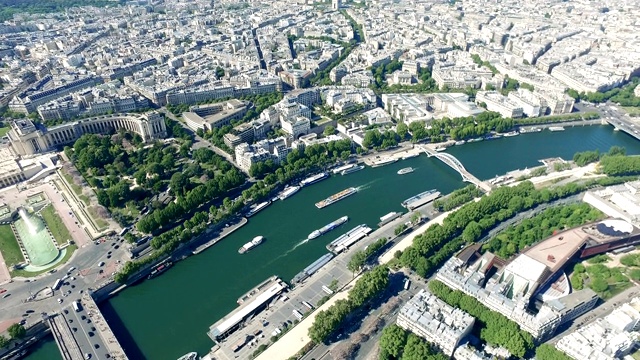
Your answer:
419;145;492;193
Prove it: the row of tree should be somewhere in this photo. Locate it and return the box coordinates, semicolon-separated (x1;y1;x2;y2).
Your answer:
483;203;603;259
567;77;640;106
600;154;640;176
115;196;244;283
398;175;636;279
308;265;389;344
379;325;447;360
428;280;534;358
432;185;482;212
347;237;388;274
572;146;626;167
0;323;26;348
514;111;600;126
136;167;245;233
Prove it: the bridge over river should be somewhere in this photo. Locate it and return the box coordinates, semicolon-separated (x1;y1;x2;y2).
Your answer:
419;145;493;193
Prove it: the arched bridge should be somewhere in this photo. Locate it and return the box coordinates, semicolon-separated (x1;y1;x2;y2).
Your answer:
420;146;492;192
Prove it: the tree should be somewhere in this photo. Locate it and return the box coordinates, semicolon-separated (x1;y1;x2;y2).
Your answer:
8;323;26;339
536;344;572;360
347;250;366;275
379;324;408;358
396;122;409;139
0;335;8;348
590;277;609;292
323;125;336;136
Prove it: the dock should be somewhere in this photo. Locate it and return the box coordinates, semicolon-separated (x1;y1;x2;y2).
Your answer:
237;275;281;305
208;277;288;342
192;217;248;255
326;224;373;254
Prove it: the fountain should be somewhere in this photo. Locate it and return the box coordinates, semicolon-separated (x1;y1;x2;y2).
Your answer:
14;207;60;268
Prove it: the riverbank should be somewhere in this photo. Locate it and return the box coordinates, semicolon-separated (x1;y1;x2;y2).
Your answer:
192;217;248;255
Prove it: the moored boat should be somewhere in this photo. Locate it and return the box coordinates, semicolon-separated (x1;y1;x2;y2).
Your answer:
342;165;364;175
503;130;519;137
246;201;271;217
454;140;466;145
177;352;199;360
371;157;398;167
300;172;329;187
279;185;300;201
549;126;565;132
401;189;441;210
402;153;419;160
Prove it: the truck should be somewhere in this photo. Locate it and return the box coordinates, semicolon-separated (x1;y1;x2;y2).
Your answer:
232;335;249;352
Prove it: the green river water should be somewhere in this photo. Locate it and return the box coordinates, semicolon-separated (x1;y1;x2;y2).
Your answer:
28;125;640;360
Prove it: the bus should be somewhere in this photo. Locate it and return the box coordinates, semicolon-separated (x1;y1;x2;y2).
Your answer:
72;300;82;312
321;285;334;295
53;279;63;291
118;227;130;237
292;309;304;321
301;301;314;311
404;279;411;291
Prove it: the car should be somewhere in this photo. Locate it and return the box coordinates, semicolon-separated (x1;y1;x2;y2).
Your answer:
87;319;92;324
98;270;104;274
19;319;26;325
57;298;63;303
94;344;100;349
81;315;86;320
68;319;73;323
2;293;10;298
71;277;76;281
63;309;69;314
98;262;105;267
91;327;96;331
0;289;6;294
88;332;94;337
84;353;91;360
72;327;77;332
68;267;76;273
26;310;34;314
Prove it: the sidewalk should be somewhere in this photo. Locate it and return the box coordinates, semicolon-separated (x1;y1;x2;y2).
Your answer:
377;210;451;264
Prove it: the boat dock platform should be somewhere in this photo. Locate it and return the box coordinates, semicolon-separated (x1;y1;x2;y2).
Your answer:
326;224;373;254
208;277;288;342
192;217;248;255
237;275;281;305
291;253;334;284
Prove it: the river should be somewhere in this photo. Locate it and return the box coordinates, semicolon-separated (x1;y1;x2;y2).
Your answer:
28;125;640;360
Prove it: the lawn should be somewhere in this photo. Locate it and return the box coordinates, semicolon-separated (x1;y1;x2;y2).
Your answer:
0;126;9;137
0;225;25;267
622;106;640;116
60;170;88;205
87;206;109;230
40;206;73;246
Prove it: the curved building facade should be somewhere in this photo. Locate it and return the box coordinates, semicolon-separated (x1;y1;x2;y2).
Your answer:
7;112;167;156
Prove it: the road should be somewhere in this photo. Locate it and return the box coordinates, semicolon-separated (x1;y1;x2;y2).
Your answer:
548;285;640;343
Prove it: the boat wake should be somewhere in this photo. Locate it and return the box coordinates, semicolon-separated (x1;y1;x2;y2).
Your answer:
269;239;309;263
356;179;378;191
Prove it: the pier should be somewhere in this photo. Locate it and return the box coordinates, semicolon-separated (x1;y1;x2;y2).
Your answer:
419;145;492;193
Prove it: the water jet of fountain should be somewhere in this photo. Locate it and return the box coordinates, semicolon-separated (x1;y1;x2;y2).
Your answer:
18;208;40;235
